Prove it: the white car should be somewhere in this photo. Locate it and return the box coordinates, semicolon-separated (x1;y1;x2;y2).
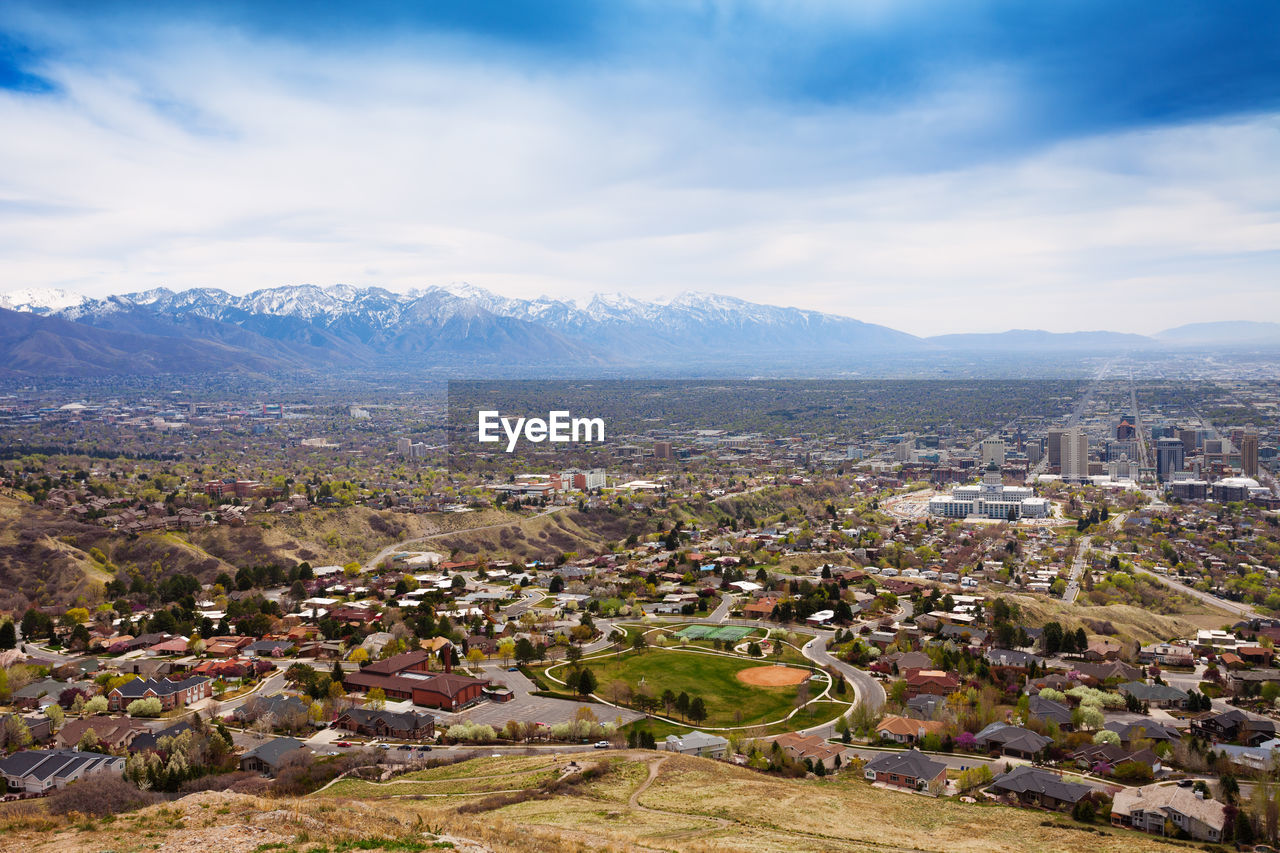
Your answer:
593;740;611;749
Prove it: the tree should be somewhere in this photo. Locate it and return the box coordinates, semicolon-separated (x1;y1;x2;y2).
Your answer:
366;687;386;710
466;648;486;670
1042;621;1063;656
1074;628;1088;655
675;691;690;721
126;697;163;717
3;715;32;749
514;638;537;664
0;621;15;650
498;639;515;668
83;695;108;715
688;696;707;726
575;667;597;698
631;633;648;653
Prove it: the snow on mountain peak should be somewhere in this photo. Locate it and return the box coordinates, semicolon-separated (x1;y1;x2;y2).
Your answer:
0;287;87;314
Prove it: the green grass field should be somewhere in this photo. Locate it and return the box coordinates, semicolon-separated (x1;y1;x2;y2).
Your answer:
580;648;810;727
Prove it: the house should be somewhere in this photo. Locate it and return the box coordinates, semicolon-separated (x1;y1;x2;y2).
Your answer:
1027;695;1073;730
904;670;959;699
334;708;435;740
863;749;947;794
939;624;988;646
1227;668;1280;697
876;715;947;745
107;676;212;712
1237;646;1274;667
1139;643;1195;667
1111;784;1228;842
1191;708;1276;745
55;716;148;751
1073;660;1142;683
988;765;1092;811
239;737;308;778
1083;639;1123;661
235;693;310;726
0;749;125;794
0;713;52;747
973;723;1052;759
1073;743;1161;775
742;598;779;619
984;648;1044;670
885;651;933;672
906;694;946;720
244;639;295;658
1118;681;1188;709
772;732;845;770
663;731;728;759
1104;720;1181;749
130;721;195;753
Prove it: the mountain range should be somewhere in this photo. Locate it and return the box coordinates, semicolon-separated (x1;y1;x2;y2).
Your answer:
0;284;1276;377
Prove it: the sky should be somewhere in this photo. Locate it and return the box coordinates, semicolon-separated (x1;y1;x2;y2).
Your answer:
1;1;1279;336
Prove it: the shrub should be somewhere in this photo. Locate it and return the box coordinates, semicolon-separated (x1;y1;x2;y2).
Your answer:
46;775;160;817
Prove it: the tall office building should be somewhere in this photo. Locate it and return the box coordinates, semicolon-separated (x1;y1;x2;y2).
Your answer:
1156;437;1185;483
1242;428;1259;478
981;437;1006;468
1047;428;1067;469
1060;428;1089;482
1116;417;1136;440
1178;429;1198;456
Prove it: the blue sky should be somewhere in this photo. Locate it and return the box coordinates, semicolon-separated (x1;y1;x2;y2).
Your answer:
1;1;1278;335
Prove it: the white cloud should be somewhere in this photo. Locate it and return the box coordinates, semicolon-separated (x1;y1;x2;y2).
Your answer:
0;23;1277;336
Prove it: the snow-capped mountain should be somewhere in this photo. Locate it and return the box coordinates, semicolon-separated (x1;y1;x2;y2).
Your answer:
4;281;1250;377
0;287;87;314
21;282;919;373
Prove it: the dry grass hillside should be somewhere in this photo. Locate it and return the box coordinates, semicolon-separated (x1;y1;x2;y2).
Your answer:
0;497;536;612
0;751;1198;853
185;506;514;567
1010;593;1217;646
428;506;652;563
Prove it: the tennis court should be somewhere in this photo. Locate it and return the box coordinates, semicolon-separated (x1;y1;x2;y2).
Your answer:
675;624;755;642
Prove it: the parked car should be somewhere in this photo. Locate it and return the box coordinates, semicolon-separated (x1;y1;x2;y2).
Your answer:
593;741;611;749
397;745;414;751
334;741;352;747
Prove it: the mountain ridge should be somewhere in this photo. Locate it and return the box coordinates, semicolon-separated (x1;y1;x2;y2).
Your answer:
0;283;1276;377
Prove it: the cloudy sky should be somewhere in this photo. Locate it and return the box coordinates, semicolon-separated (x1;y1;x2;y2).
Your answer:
1;1;1278;336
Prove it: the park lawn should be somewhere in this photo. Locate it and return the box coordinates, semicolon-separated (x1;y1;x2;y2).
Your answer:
582;648;803;727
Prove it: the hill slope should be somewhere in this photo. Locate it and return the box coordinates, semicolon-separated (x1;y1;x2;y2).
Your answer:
0;752;1181;853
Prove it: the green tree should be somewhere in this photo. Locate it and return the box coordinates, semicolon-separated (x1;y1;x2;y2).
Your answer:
688;696;707;726
575;667;597;697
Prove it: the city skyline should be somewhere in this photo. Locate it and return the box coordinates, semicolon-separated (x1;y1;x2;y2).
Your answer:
1;2;1279;336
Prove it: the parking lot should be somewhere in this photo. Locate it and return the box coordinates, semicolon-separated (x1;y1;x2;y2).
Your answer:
433;666;644;730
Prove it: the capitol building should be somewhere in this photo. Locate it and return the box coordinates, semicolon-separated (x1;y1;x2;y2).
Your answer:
929;463;1051;520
